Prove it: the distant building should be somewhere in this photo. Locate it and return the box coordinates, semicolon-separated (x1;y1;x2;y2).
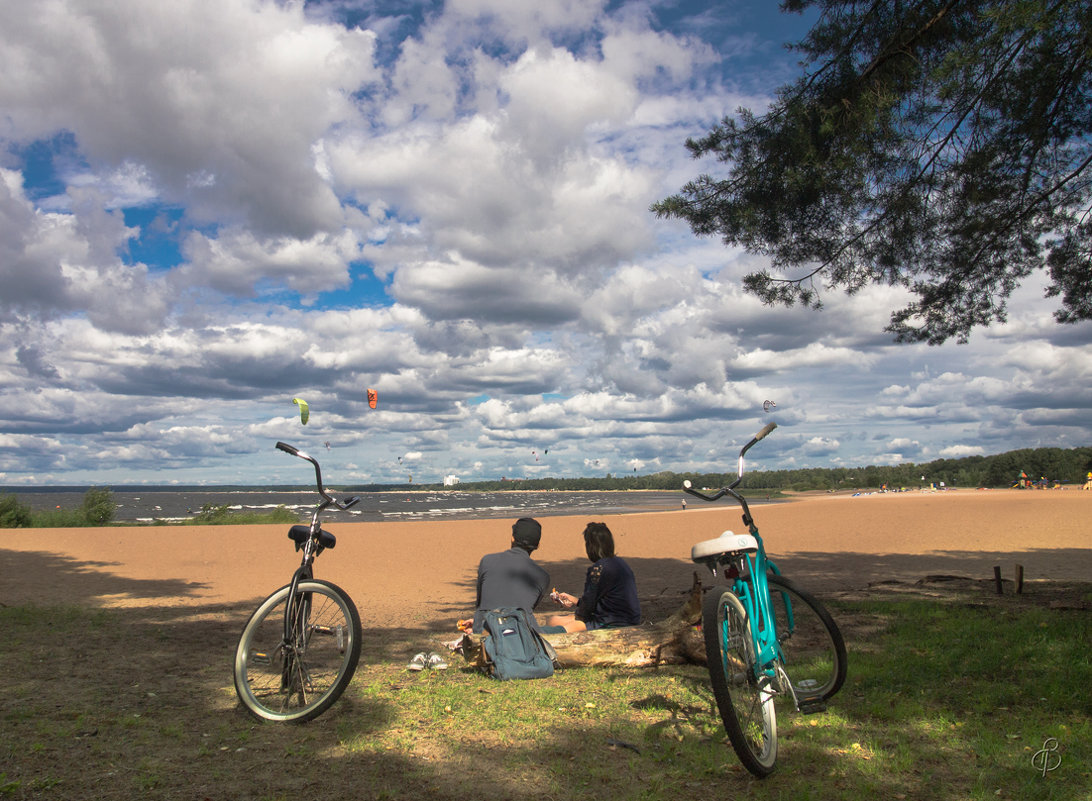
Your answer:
443;475;460;487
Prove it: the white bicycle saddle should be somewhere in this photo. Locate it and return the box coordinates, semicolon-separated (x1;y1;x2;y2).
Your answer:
691;531;759;563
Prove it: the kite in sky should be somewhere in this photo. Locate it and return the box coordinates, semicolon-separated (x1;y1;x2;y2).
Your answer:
293;397;309;424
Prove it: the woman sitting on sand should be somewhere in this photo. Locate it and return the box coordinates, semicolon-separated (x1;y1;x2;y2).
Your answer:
546;522;640;633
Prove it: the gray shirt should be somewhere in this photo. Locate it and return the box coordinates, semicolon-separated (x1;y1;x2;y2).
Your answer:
473;547;550;632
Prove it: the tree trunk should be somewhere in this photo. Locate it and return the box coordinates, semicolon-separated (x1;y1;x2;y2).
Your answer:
459;573;708;669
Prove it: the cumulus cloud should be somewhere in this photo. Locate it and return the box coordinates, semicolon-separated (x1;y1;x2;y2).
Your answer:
0;1;1089;485
0;171;171;333
802;436;840;457
940;445;986;458
0;0;378;235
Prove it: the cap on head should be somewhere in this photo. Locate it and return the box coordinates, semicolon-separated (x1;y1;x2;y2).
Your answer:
512;517;542;549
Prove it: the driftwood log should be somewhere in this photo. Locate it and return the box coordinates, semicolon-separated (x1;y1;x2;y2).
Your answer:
458;573;708;669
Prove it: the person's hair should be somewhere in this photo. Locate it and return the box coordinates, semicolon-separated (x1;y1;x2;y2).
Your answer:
582;522;615;562
511;517;541;553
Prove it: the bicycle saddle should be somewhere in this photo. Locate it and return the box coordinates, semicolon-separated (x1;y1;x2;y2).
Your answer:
288;524;336;550
691;531;758;564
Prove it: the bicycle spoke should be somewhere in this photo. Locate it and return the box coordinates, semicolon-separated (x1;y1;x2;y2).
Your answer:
234;580;361;722
703;588;777;777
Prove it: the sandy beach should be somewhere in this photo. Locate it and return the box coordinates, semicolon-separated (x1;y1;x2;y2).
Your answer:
1;489;1088;628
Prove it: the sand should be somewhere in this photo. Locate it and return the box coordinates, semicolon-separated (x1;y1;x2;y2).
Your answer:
1;489;1088;628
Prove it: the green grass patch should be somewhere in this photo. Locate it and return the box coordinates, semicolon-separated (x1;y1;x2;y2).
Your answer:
0;587;1087;800
2;487;117;527
177;503;299;525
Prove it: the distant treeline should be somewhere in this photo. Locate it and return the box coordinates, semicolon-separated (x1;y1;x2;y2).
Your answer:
6;446;1089;497
370;445;1092;493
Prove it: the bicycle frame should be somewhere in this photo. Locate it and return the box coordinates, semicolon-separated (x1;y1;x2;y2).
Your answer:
724;528;782;682
273;442;357;694
686;423;798;701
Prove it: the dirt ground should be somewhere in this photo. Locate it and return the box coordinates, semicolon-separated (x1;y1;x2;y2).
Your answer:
2;488;1088;627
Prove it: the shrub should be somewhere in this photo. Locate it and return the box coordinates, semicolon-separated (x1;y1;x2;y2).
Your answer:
0;494;32;528
81;487;116;525
188;503;297;525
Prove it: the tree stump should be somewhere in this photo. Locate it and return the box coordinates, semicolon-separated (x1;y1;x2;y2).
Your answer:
458;573;708;669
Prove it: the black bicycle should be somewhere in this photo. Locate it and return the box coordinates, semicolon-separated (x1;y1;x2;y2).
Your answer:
233;442;362;722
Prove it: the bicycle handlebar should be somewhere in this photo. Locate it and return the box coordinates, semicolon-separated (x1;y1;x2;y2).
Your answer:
275;441;360;511
682;482;728;502
681;422;777;510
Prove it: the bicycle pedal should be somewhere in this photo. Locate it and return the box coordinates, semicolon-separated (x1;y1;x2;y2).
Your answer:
798;699;827;714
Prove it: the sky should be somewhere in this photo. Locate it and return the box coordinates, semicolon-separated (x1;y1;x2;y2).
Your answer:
1;0;1090;488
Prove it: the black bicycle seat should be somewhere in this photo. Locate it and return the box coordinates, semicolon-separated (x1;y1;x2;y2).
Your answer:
288;524;336;550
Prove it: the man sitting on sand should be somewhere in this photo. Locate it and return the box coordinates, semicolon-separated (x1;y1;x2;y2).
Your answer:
472;517;551;633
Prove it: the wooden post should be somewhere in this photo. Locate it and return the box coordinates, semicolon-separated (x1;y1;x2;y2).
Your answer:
1015;564;1024;595
993;565;1003;595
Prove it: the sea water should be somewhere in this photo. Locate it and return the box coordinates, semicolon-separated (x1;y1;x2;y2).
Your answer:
6;488;696;524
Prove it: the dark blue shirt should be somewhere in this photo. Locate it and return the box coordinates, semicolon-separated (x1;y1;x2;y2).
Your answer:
575;556;640;629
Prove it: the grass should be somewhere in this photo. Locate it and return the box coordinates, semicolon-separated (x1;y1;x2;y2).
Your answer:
0;582;1088;800
176;503;300;525
1;491;300;528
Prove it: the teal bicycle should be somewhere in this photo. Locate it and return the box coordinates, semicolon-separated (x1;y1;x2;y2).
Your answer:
686;423;846;776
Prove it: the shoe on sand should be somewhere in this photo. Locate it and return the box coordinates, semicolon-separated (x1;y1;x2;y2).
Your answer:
427;652;449;670
407;652;428;671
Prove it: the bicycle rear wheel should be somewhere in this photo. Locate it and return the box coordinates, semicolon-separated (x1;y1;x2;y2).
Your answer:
234;579;362;723
766;574;846;703
703;586;777;777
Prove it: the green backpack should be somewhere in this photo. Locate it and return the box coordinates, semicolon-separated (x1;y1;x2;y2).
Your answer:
481;608;557;680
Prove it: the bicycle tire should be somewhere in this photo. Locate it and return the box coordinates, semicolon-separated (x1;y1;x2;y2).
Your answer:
234;579;362;723
703;586;778;777
766;574;847;703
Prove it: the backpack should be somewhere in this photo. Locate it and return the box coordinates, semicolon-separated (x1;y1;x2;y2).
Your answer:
481;608;557;680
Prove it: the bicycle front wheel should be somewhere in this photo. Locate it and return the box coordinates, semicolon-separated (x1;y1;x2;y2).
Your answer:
767;574;846;703
703;587;777;777
234;579;362;723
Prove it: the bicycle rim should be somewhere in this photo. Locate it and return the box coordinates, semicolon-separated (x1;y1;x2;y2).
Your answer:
703;587;777;777
234;579;362;723
766;574;847;702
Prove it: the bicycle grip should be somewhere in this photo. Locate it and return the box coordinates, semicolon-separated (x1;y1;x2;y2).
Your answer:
754;422;777;441
275;441;299;456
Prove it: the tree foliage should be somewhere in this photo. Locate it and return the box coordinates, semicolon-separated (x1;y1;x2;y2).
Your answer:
0;493;33;528
81;487;116;525
380;445;1092;492
653;0;1092;344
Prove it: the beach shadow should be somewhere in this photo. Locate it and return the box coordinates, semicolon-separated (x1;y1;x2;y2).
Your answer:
537;547;1092;605
422;556;711;628
761;547;1092;593
0;548;210;607
4;550;1086;801
361;544;1092;664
